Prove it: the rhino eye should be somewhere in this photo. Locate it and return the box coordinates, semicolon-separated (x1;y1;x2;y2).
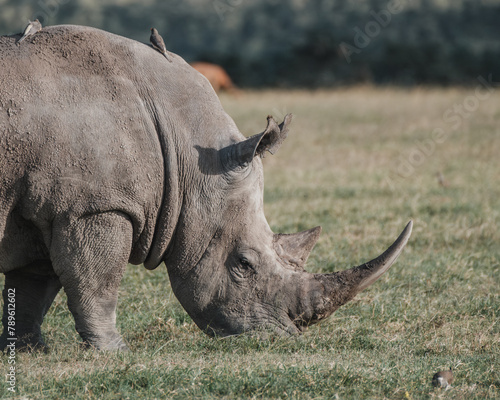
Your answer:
239;257;253;270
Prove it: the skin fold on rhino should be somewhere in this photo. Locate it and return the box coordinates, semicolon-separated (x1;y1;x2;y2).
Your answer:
0;25;412;350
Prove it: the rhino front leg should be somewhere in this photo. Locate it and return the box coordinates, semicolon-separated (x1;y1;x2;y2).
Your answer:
51;212;132;350
0;261;62;352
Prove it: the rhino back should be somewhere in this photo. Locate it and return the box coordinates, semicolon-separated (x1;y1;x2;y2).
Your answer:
0;25;231;270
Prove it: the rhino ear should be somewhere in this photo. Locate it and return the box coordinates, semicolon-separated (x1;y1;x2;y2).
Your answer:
274;226;322;269
224;114;293;169
256;113;293;156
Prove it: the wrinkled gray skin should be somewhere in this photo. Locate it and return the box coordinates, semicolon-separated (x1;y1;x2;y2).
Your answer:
0;26;412;351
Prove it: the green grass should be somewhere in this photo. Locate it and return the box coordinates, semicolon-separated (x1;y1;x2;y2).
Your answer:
1;88;499;399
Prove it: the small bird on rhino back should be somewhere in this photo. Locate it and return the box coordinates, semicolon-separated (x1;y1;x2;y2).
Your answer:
17;19;42;45
150;28;173;62
432;368;453;389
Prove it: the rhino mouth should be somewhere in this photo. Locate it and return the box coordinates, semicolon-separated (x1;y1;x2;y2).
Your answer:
201;304;303;338
245;303;306;337
242;318;303;338
252;304;312;337
267;315;304;336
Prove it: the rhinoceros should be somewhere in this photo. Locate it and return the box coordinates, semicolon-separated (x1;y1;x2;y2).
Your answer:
0;25;412;351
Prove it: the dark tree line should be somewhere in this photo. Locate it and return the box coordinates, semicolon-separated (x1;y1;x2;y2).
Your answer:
1;0;499;87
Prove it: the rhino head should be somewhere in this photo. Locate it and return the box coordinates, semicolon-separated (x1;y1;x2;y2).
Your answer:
165;114;412;337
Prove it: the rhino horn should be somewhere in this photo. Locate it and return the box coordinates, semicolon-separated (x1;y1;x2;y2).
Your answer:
335;220;413;294
294;221;413;326
274;226;322;269
225;114;293;168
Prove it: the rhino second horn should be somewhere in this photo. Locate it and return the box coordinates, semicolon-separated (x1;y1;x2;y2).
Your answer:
274;226;322;269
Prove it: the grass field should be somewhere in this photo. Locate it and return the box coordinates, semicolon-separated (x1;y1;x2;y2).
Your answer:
1;87;499;399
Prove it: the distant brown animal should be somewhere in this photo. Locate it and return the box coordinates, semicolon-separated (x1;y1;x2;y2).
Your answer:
190;62;238;93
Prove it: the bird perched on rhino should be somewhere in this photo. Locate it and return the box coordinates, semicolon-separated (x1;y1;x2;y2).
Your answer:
432;368;453;389
17;19;42;45
150;28;172;62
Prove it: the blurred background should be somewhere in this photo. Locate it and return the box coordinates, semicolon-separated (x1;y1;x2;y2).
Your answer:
1;0;499;88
